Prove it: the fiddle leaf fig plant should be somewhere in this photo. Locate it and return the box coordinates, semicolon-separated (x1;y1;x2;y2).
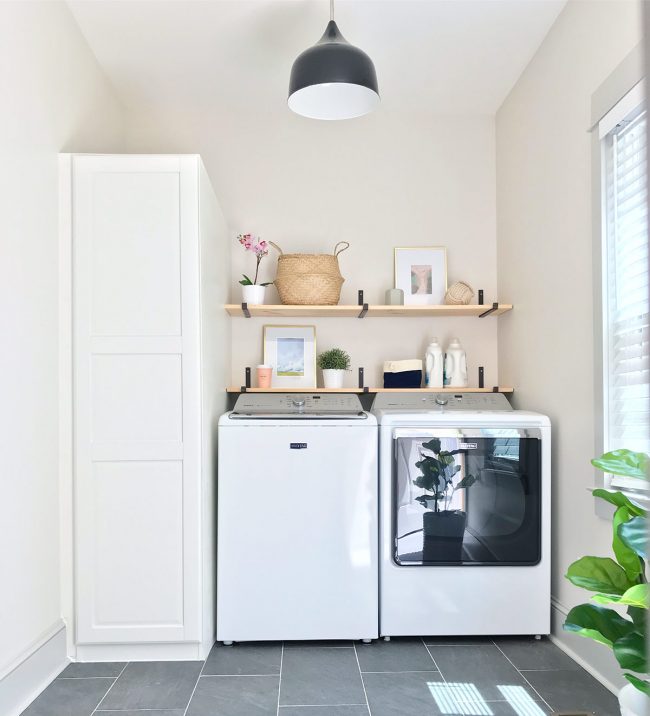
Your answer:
413;438;476;513
563;449;649;696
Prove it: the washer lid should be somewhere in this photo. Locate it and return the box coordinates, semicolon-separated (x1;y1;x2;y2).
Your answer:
230;393;366;419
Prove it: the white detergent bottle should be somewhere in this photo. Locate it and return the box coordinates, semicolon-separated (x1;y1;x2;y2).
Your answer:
424;338;444;388
444;338;468;387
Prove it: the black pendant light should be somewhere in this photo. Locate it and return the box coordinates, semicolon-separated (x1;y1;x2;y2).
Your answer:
288;0;379;120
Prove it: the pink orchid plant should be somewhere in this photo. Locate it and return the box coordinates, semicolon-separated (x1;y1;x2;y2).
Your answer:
237;233;273;287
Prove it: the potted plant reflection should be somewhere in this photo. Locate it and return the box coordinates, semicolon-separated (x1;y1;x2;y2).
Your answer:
413;438;476;561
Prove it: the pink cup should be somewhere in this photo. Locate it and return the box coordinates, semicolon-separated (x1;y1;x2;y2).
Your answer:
257;365;272;389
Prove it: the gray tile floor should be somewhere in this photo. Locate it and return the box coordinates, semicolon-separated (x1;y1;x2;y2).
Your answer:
21;636;620;716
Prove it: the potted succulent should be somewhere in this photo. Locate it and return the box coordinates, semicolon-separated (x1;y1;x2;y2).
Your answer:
413;439;476;562
317;348;351;389
563;449;649;716
238;233;273;304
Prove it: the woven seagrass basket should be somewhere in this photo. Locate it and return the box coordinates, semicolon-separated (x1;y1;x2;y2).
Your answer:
270;241;349;305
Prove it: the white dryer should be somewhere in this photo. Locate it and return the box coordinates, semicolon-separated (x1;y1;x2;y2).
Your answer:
372;392;551;638
217;393;378;643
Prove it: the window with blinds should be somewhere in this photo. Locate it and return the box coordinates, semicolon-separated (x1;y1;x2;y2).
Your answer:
600;86;649;490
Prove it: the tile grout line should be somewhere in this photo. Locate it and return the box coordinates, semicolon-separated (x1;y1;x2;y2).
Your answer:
91;662;128;715
279;704;368;708
276;641;284;716
360;669;446;674
182;648;211;716
353;642;372;716
492;641;555;713
57;676;118;680
422;638;446;682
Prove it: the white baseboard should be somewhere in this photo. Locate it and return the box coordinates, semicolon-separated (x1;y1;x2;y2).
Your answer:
75;641;207;662
0;621;68;716
551;597;625;695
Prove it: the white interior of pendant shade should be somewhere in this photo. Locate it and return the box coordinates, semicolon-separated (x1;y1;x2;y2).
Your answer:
288;82;380;120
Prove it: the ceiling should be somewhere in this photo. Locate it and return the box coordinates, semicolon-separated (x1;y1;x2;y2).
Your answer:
68;0;566;117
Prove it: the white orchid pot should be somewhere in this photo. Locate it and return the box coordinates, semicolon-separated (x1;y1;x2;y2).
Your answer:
619;684;650;716
242;284;266;305
322;369;345;389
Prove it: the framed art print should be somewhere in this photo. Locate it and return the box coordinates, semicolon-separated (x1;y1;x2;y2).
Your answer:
394;247;447;305
263;325;317;388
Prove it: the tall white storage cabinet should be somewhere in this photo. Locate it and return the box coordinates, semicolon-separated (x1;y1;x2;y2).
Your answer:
60;155;229;661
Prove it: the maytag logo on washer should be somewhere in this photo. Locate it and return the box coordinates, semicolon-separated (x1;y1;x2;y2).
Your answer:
459;442;478;449
290;443;308;449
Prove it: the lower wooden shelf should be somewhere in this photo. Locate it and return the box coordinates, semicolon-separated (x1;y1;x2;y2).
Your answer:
226;387;514;394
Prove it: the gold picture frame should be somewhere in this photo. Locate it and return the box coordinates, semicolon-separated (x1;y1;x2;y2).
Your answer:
394;246;448;305
263;325;317;388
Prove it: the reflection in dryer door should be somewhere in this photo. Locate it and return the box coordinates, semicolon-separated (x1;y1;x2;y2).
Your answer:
393;435;541;566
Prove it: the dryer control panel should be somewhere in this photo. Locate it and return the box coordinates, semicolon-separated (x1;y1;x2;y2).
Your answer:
372;392;513;412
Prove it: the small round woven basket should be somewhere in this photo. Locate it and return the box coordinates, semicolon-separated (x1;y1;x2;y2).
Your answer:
270;241;349;305
444;281;475;305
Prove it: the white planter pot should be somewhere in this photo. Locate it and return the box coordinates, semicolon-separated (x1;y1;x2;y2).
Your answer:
322;369;345;389
242;284;266;305
619;683;650;716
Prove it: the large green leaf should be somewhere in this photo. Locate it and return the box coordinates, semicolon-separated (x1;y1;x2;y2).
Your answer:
613;506;643;580
566;556;634;595
592;584;649;609
422;439;441;454
592;450;649;479
614;632;647;672
624;673;650;696
592;489;646;517
564;603;635;647
618;516;648;559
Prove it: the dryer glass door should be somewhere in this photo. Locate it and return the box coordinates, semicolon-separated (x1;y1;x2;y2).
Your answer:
393;430;541;566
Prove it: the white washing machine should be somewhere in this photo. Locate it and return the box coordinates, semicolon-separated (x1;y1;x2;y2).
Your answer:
372;392;551;637
217;393;378;643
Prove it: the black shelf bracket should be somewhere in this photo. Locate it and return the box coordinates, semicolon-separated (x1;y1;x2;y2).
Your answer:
359;367;369;392
241;302;251;318
479;302;499;318
240;366;251;392
357;290;368;318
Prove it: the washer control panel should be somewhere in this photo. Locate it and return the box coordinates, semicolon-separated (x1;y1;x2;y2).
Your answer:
232;393;365;418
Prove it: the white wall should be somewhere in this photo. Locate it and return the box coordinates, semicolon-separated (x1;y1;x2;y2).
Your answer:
127;109;499;388
496;0;642;690
0;0;123;697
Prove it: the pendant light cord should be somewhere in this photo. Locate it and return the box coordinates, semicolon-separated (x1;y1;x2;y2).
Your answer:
330;0;334;21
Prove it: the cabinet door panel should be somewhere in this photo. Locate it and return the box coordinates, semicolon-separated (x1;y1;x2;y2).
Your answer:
73;156;200;645
92;462;184;633
91;354;183;443
89;171;181;337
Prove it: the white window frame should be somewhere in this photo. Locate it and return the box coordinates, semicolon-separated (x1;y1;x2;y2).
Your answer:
596;82;648;501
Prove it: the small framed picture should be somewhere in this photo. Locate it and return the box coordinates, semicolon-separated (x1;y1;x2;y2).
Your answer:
394;247;447;305
263;325;317;388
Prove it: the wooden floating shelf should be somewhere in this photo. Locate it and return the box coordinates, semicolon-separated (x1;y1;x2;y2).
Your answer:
227;387;514;394
224;303;513;318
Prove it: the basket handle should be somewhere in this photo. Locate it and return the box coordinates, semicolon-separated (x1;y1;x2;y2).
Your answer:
333;241;350;256
269;241;283;255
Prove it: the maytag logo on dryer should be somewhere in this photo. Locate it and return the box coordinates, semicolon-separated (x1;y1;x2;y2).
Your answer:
290;443;308;449
459;442;478;450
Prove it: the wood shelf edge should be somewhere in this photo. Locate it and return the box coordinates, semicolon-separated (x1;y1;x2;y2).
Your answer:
226;387;514;394
224;303;513;317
